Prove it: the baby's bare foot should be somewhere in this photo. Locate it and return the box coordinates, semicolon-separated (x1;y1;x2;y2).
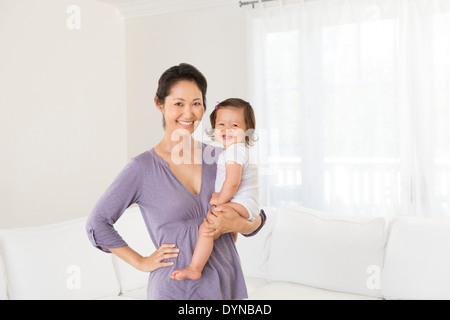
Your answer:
171;266;202;281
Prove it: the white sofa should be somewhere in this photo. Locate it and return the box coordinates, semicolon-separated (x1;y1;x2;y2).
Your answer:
1;205;450;300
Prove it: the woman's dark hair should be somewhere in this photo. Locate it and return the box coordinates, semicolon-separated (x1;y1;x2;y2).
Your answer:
155;63;208;128
209;98;258;146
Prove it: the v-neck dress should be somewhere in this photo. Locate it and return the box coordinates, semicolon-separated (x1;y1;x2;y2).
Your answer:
86;143;266;300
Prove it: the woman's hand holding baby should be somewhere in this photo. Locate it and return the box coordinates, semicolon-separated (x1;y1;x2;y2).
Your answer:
203;205;243;238
203;205;262;239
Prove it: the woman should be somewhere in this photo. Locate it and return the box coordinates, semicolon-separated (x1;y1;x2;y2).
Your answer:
86;63;266;300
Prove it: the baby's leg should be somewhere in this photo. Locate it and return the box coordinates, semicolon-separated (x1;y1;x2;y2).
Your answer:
227;202;250;243
171;222;214;281
227;202;250;220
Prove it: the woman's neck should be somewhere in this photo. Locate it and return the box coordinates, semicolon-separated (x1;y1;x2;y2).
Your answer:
156;132;202;164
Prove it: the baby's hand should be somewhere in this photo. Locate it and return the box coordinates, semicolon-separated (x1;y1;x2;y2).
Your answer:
209;193;222;206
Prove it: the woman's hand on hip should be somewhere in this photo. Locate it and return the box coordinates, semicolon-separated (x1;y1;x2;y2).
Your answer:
137;244;179;272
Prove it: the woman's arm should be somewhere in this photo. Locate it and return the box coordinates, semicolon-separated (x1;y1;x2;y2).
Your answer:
87;156;180;273
203;204;265;238
86;158;143;253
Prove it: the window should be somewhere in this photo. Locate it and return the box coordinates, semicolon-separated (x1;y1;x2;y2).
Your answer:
249;0;450;217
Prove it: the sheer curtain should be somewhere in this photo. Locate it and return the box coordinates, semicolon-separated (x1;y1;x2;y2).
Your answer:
248;0;450;217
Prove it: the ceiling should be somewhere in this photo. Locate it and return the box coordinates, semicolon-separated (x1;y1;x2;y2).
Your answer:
96;0;237;19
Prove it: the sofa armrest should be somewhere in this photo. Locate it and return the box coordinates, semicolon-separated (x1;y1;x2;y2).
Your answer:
0;218;120;300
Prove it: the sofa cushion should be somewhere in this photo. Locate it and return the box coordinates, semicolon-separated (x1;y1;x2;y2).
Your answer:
267;205;386;298
0;256;7;300
112;205;154;294
244;276;270;295
248;281;381;300
0;218;120;299
382;215;450;300
235;207;277;278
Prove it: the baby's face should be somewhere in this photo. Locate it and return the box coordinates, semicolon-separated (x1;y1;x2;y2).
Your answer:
214;107;247;148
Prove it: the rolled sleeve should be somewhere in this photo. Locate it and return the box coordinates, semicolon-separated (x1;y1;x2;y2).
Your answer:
86;216;128;253
242;209;266;237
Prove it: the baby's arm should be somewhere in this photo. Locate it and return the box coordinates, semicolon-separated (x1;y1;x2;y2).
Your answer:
210;161;242;206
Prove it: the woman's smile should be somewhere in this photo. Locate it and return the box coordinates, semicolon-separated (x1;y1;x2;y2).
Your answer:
177;120;195;128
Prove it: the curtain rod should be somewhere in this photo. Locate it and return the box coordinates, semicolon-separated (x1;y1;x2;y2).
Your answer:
239;0;278;9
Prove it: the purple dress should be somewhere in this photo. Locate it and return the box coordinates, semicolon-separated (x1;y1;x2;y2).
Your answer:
86;143;266;300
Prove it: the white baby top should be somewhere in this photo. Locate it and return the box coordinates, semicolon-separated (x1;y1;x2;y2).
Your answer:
215;142;259;221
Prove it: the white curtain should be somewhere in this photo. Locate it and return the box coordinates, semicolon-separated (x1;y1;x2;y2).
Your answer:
249;0;450;217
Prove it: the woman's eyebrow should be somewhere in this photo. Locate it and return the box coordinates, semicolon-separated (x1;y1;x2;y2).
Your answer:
173;98;201;101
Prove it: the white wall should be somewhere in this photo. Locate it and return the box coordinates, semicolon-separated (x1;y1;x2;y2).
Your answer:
125;3;248;158
0;0;127;228
0;1;248;229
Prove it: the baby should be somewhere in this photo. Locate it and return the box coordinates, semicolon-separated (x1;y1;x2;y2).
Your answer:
171;98;259;281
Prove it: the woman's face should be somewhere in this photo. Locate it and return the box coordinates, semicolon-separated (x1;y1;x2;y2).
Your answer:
156;80;204;135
